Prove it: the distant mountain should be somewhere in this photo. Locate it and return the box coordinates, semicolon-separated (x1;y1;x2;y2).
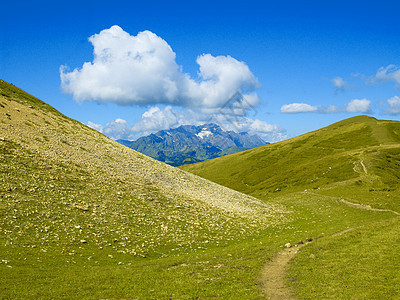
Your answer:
118;124;268;166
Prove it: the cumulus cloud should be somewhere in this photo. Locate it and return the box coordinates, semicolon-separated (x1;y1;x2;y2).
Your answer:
102;118;134;140
386;96;400;114
131;106;190;136
60;25;259;109
346;98;371;113
87;106;193;140
280;103;318;113
281;99;371;114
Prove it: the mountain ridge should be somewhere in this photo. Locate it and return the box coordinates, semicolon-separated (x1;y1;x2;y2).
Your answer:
118;123;267;166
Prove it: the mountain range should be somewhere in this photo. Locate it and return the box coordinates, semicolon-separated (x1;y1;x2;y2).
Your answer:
117;123;267;166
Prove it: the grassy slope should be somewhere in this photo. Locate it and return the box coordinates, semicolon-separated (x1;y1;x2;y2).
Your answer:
2;79;399;298
0;79;288;298
182;115;400;209
182;115;400;298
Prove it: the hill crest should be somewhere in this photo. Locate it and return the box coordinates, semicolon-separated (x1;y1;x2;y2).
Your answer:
182;114;400;209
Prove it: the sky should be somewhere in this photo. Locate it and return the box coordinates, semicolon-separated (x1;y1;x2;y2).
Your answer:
2;0;400;142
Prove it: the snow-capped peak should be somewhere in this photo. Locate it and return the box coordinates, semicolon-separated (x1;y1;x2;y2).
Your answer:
196;130;213;139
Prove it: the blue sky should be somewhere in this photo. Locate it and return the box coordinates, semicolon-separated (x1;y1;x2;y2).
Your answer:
2;0;400;142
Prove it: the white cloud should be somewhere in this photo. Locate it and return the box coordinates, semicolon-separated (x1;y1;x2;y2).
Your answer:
132;106;187;136
89;106;198;140
332;76;345;88
87;121;103;132
60;25;259;109
386;96;400;114
346;98;371;113
281;99;371;114
374;64;400;85
192;54;260;108
331;76;348;94
280;103;318;113
89;105;286;143
102;118;134;140
231;118;287;143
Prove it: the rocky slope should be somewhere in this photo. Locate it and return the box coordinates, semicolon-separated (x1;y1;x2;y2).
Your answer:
118;123;267;166
0;79;286;260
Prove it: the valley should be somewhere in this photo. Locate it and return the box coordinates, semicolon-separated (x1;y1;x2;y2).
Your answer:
1;79;399;298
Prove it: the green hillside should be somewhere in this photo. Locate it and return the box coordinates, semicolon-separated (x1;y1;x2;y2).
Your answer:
182;115;400;298
0;79;287;298
1;79;399;299
182;115;400;210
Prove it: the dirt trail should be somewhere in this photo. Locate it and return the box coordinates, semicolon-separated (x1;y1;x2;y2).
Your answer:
340;199;400;215
360;160;368;174
261;243;307;299
303;191;400;216
261;228;355;299
353;160;368;174
261;191;400;299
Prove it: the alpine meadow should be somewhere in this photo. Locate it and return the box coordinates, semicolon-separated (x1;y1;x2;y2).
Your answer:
182;114;400;298
1;78;399;298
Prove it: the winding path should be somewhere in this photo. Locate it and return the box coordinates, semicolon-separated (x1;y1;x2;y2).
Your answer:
261;243;306;299
340;199;400;215
303;191;400;216
261;192;399;299
261;228;355;299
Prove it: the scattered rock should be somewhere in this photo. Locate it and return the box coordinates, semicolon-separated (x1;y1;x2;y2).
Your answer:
310;254;315;259
285;243;291;248
80;240;87;244
76;205;89;211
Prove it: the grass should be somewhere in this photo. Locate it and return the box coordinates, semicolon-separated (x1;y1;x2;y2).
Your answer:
1;79;400;298
0;79;65;117
287;217;400;299
1;190;391;299
182;115;400;299
0;79;285;298
181;116;394;195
